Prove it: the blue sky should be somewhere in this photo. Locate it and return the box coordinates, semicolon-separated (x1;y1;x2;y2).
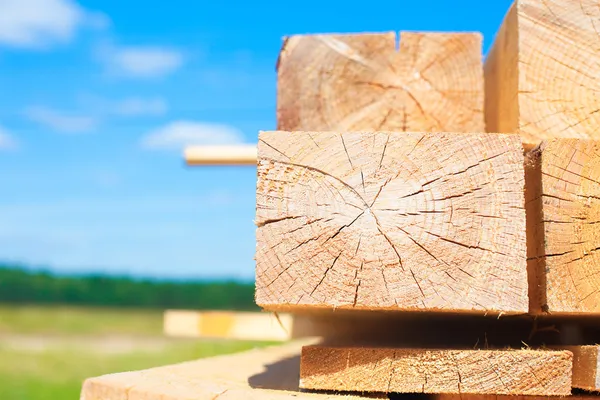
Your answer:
0;0;513;280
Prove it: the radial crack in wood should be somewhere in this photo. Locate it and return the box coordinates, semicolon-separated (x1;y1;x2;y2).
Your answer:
255;131;527;314
300;346;573;395
277;32;483;133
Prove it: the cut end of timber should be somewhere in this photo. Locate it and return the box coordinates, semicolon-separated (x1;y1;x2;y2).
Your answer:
300;345;573;396
255;130;528;315
485;0;600;143
526;139;600;315
184;145;257;166
277;31;483;133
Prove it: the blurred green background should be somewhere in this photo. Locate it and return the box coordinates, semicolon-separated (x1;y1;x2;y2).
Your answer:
0;267;269;400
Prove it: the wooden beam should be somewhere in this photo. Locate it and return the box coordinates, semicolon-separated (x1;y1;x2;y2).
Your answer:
184;145;257;166
485;0;600;144
526;139;600;315
557;346;600;392
300;346;573;395
256;130;527;314
277;32;484;132
163;310;295;341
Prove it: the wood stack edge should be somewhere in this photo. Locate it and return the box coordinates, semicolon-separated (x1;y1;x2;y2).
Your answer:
257;0;600;397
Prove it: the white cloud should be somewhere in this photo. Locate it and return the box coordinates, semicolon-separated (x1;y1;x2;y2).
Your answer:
0;125;17;149
140;121;245;150
99;44;184;79
25;106;97;133
112;97;167;116
0;0;108;49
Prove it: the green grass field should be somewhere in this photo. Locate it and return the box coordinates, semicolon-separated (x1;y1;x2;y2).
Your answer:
0;305;272;400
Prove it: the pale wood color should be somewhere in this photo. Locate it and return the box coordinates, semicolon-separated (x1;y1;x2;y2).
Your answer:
526;139;600;315
437;395;598;400
255;130;527;314
277;32;484;133
80;339;386;400
184;145;257;166
163;310;296;341
300;346;573;396
557;346;600;392
485;0;600;145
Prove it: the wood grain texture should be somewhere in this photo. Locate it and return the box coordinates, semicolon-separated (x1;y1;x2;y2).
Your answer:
485;0;600;144
526;139;600;315
558;345;600;391
300;346;573;395
277;32;483;133
255;131;527;314
80;340;385;400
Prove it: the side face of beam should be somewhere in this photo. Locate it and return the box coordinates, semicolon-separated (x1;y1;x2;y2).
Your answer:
300;346;573;395
486;0;600;144
484;3;519;135
527;139;600;314
559;345;600;391
277;32;483;133
255;131;527;314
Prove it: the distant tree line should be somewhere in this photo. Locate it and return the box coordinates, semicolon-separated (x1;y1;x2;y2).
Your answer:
0;265;259;310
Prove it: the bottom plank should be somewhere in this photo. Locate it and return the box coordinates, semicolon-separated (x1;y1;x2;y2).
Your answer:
300;346;573;396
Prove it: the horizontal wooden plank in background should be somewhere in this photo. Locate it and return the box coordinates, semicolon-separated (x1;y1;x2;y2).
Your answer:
163;310;295;341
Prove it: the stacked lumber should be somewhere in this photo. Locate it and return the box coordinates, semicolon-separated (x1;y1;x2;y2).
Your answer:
82;1;600;399
254;0;600;397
